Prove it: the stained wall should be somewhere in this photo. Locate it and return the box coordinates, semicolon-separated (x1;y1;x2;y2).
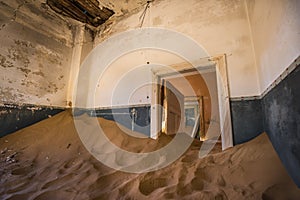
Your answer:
0;0;78;136
0;0;74;107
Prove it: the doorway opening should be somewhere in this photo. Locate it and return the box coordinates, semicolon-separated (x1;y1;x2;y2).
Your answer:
160;69;219;141
150;55;233;150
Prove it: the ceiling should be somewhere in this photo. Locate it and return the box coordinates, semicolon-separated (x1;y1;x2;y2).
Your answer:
46;0;115;27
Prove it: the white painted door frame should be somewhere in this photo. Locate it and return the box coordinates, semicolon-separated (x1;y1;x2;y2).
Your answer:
150;54;233;150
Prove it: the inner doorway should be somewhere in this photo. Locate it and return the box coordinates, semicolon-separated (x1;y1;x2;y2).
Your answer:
150;55;233;150
160;70;219;141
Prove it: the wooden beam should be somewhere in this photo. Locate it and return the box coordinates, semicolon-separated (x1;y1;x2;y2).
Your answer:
46;0;114;27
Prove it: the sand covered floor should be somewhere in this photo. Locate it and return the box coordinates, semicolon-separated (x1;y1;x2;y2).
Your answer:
0;111;299;200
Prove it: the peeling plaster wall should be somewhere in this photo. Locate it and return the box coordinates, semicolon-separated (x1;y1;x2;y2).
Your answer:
0;0;74;107
94;0;260;98
246;0;300;92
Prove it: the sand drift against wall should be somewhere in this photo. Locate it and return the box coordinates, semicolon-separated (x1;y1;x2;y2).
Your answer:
0;111;299;199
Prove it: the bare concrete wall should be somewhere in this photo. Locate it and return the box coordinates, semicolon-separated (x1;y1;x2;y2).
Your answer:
94;0;260;98
246;0;300;93
0;0;75;107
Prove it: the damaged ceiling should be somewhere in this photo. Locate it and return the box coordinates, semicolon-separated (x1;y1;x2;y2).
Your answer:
46;0;115;27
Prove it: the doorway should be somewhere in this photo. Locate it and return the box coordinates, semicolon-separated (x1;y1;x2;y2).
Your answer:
150;55;233;150
160;70;217;141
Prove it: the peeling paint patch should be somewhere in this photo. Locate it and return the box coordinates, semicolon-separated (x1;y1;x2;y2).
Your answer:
17;67;31;74
0;10;73;106
0;0;74;107
0;87;25;103
35;44;63;66
31;70;45;77
0;54;14;68
0;37;70;105
0;0;75;47
0;110;8;115
58;75;64;80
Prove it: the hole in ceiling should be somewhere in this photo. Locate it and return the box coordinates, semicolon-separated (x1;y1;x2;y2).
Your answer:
46;0;114;27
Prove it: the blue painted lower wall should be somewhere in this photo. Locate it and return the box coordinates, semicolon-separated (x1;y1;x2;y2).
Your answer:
262;64;300;187
73;105;151;137
230;99;264;145
0;104;64;137
0;104;151;138
230;60;300;187
92;106;151;137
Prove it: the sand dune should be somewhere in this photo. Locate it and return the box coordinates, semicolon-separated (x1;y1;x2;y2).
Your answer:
0;110;299;200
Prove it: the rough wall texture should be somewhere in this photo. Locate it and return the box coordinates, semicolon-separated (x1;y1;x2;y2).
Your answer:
0;0;75;107
230;99;263;144
262;63;300;187
0;0;81;136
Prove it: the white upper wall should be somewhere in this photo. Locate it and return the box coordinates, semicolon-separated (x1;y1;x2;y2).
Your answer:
94;49;188;107
246;0;300;93
94;0;260;98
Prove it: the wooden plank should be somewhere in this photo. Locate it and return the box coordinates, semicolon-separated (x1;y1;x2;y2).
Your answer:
199;96;205;139
47;0;114;27
165;81;184;135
